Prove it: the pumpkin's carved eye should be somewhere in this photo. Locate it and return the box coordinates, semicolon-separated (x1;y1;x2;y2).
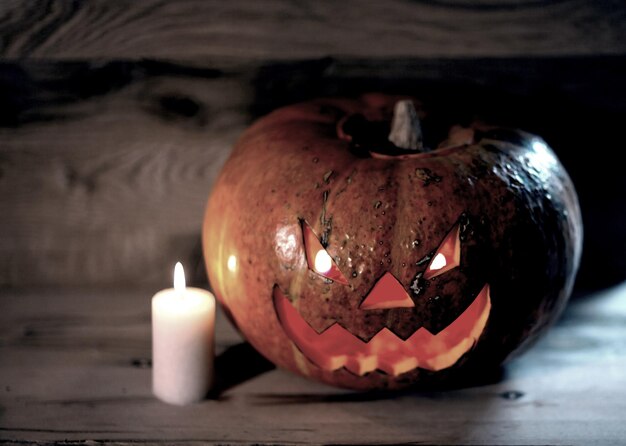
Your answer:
301;220;349;285
424;223;461;280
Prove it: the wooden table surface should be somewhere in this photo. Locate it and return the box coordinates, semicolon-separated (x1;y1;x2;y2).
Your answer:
1;284;625;445
1;2;625;445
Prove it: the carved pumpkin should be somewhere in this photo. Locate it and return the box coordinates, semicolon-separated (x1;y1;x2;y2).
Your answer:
203;94;582;390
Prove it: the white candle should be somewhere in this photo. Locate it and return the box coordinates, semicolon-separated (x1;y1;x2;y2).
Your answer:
152;262;215;405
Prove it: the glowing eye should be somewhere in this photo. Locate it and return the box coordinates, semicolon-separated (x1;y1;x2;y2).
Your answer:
301;220;348;285
314;249;332;274
429;253;447;271
424;223;461;280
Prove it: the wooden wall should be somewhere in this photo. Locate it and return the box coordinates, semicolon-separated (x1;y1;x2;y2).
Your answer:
1;1;625;288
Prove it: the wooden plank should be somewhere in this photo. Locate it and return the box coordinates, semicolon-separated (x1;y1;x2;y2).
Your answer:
0;60;254;286
0;0;625;59
0;283;625;444
1;58;625;287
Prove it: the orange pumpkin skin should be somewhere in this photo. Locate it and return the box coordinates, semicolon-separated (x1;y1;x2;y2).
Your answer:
203;94;582;390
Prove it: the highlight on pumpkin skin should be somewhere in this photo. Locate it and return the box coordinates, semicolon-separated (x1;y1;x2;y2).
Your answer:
424;223;461;280
227;254;238;273
301;220;348;285
274;284;491;376
527;138;559;184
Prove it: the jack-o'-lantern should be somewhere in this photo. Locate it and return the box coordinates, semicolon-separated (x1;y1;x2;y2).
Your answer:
203;94;582;390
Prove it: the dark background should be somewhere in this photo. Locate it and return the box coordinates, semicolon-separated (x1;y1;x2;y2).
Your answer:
0;0;624;291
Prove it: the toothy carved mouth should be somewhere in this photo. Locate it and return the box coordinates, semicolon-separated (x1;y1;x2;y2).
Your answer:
273;285;491;376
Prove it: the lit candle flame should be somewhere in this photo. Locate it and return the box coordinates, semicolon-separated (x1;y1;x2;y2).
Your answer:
174;262;186;293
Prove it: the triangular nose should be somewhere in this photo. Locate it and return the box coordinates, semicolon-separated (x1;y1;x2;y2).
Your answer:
360;272;415;310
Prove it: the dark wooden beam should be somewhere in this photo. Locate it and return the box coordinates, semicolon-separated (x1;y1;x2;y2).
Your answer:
0;0;624;59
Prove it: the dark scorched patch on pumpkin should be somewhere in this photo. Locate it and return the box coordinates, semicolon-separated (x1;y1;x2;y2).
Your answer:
415;167;443;186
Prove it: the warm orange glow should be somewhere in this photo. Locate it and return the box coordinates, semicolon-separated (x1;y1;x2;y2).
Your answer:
424;224;461;280
429;253;447;271
314;249;333;274
359;272;415;310
274;284;491;376
302;221;348;285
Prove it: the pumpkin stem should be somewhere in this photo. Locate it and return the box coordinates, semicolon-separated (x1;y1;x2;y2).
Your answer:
388;100;428;152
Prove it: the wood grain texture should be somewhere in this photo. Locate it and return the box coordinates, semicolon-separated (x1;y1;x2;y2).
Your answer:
1;58;625;287
0;60;253;286
0;0;625;59
1;283;625;444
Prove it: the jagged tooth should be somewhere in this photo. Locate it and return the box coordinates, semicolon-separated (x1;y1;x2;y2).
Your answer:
344;357;363;375
344;355;377;376
393;357;419;376
359;356;378;375
324;355;349;372
422;337;474;372
377;359;397;376
378;356;419;376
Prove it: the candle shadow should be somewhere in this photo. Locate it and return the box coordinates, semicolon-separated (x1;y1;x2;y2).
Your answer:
207;342;275;400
